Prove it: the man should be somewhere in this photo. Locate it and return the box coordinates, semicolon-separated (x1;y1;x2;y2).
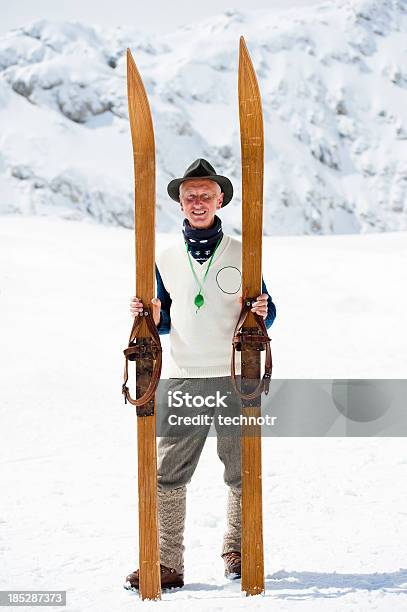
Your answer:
125;159;276;590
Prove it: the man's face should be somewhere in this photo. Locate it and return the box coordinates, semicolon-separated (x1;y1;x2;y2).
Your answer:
179;179;224;229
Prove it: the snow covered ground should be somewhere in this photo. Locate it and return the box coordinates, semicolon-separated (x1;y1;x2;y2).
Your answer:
1;216;407;611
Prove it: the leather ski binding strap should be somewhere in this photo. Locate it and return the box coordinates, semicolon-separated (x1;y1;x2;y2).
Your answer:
122;306;162;410
231;298;272;401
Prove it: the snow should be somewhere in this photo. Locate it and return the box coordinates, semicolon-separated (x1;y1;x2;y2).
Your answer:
1;216;407;610
0;0;406;234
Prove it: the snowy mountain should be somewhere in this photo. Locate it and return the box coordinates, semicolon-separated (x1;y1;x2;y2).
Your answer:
0;0;406;235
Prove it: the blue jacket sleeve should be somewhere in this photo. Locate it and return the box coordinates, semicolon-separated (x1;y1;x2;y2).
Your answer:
261;277;276;330
155;265;171;335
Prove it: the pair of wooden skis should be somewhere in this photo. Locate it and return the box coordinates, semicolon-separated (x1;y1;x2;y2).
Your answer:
123;37;270;600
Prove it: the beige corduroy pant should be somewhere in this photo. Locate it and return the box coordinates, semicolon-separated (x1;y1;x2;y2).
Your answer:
156;377;242;574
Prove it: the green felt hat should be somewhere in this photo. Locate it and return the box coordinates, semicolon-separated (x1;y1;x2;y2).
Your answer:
167;158;233;206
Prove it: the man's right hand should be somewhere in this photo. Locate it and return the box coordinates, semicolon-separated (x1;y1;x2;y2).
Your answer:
130;296;161;326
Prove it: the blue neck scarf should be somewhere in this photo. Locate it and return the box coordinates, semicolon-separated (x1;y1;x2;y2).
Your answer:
182;215;223;264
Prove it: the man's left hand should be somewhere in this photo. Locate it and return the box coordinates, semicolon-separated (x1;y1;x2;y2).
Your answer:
251;293;268;319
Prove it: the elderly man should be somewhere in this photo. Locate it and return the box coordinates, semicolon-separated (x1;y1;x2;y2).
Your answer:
125;159;276;590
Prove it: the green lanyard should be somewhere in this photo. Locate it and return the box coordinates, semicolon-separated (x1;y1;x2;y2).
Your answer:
185;239;221;312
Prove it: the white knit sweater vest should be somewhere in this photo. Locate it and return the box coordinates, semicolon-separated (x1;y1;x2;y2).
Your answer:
157;234;242;378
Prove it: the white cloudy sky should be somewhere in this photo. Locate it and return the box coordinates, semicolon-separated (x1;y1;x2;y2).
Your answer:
1;0;328;34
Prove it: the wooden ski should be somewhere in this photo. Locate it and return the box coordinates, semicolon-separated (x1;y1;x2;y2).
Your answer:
236;36;270;596
122;49;161;601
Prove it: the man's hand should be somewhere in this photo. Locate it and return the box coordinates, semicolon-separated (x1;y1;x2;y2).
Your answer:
130;296;161;326
238;293;268;319
251;293;268;319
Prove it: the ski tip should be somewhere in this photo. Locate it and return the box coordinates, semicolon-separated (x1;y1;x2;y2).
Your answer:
126;48;140;83
239;36;247;52
126;48;135;67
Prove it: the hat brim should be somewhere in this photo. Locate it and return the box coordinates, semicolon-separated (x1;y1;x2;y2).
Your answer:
167;175;233;207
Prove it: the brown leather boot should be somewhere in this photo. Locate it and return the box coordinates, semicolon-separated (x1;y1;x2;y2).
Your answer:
222;551;241;580
124;564;184;591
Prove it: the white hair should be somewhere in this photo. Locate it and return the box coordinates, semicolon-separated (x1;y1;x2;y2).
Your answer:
179;179;221;198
